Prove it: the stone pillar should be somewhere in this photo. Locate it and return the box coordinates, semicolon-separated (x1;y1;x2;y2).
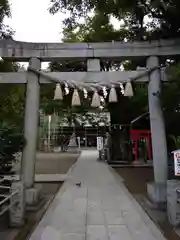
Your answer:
87;59;100;71
10;181;25;227
21;58;41;188
147;56;168;204
167;180;180;226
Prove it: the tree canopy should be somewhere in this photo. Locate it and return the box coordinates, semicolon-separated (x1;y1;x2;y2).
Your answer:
0;1;25;129
0;0;13;39
49;0;180;40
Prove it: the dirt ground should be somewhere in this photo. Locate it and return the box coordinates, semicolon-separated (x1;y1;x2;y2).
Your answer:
115;167;180;240
1;152;79;240
13;152;79;175
34;152;79;196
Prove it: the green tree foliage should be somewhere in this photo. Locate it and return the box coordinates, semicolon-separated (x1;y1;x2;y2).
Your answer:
0;62;25;129
49;0;180;39
0;1;25;172
0;0;14;39
0;1;25;129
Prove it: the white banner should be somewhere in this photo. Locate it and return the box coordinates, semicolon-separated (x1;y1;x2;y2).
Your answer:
97;137;103;150
174;151;180;176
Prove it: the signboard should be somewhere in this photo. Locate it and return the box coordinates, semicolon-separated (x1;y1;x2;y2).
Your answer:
174;151;180;176
97;137;103;150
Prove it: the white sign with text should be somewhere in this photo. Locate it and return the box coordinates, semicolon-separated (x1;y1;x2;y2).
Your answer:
97;137;103;150
174;151;180;176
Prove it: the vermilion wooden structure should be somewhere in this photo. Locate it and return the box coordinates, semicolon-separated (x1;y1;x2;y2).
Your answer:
130;129;152;161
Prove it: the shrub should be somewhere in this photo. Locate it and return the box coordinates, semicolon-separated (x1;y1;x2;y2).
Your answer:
0;124;25;174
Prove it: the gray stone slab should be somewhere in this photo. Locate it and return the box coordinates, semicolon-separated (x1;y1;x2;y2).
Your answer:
104;210;124;225
87;207;104;225
58;233;85;240
88;199;102;209
123;211;156;240
41;226;85;240
41;226;61;240
86;225;108;240
51;208;86;234
108;225;133;240
102;198;121;210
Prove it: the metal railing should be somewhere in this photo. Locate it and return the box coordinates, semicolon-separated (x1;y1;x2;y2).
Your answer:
0;185;19;217
0;178;19;217
0;178;25;226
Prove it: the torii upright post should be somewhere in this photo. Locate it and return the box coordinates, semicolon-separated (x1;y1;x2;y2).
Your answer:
147;56;168;204
21;57;41;206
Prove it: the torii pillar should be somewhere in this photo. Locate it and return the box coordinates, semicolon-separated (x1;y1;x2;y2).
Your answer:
21;57;41;206
147;56;168;204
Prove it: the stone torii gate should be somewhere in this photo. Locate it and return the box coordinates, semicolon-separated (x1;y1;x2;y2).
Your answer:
0;39;179;206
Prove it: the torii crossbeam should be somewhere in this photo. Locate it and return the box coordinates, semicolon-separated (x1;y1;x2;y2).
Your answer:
0;38;180;61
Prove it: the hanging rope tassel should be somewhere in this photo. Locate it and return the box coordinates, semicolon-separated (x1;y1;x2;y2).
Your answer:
108;85;118;103
54;83;63;100
91;90;101;107
72;89;81;106
124;81;134;97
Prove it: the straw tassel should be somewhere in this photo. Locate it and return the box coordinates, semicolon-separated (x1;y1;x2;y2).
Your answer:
124;82;134;97
71;89;81;106
91;90;101;107
54;83;63;100
108;85;118;103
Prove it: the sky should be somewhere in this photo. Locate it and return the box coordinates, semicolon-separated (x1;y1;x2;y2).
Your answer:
4;0;66;67
4;0;64;42
4;0;122;43
3;0;122;68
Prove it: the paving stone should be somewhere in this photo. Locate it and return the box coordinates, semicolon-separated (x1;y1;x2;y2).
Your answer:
104;210;125;225
108;225;133;240
57;233;85;240
102;198;122;210
86;225;108;240
123;211;156;240
87;207;105;225
88;199;102;210
41;226;85;240
51;208;86;234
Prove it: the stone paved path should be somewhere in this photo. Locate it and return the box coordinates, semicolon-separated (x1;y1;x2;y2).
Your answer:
29;150;166;240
